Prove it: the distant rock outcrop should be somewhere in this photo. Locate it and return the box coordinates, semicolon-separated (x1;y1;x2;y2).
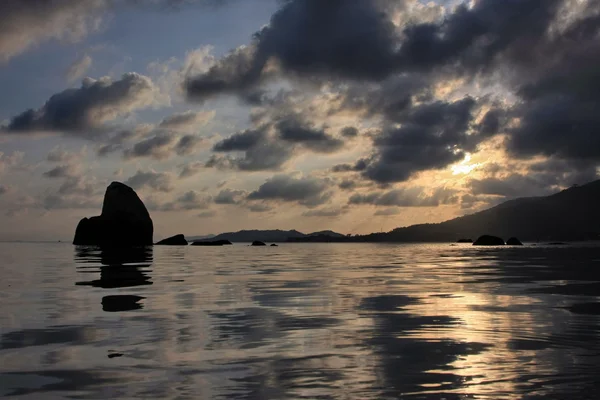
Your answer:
457;238;473;243
191;240;232;246
270;243;278;246
473;235;505;246
73;182;153;246
252;241;267;246
506;237;523;246
156;234;188;246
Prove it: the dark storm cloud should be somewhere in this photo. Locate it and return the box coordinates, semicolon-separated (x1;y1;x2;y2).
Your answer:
185;0;568;101
247;174;331;207
185;0;402;99
349;187;458;207
394;0;564;73
331;159;368;173
213;127;267;152
210;117;346;171
276;118;343;153
362;97;478;183
4;73;157;134
507;27;600;164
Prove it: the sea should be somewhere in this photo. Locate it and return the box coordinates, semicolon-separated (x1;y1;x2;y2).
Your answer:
1;241;600;399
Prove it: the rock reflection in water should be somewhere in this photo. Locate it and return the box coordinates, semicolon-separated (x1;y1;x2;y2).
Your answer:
75;246;152;311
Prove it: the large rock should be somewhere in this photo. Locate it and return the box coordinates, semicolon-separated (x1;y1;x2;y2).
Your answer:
473;235;505;246
251;241;267;246
156;234;188;246
73;182;153;246
506;237;523;246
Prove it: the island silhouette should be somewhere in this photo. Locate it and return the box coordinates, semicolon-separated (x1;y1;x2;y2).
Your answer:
73;180;600;246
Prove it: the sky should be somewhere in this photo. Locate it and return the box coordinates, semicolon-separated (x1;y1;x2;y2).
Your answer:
0;0;599;241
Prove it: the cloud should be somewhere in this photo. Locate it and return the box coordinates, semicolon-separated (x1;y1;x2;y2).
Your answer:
0;185;12;196
0;0;244;64
158;110;215;130
175;134;206;156
125;170;174;192
4;73;160;134
58;177;96;196
42;164;80;179
247;174;331;207
209;116;347;172
0;151;25;175
214;188;246;205
123;133;175;160
174;190;212;210
349;186;458;207
246;203;272;213
185;0;402;99
210;127;294;171
47;146;87;163
197;210;217;218
66;54;93;83
374;208;400;216
96;126;148;157
213;127;266;152
0;0;106;64
302;207;347;218
178;161;204;178
340;126;358;138
361;97;479;183
276;118;344;153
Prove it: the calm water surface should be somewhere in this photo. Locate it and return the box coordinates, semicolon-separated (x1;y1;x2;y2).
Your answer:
1;242;600;399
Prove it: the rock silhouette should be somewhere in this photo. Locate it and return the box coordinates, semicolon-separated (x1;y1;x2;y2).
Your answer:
473;235;505;246
156;234;188;246
270;244;278;246
252;241;267;246
506;237;523;246
73;182;153;246
191;240;232;246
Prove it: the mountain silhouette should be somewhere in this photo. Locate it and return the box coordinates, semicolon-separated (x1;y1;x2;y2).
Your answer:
193;229;345;243
292;180;600;243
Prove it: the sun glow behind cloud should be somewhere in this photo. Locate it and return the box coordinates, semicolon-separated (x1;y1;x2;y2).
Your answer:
451;154;482;175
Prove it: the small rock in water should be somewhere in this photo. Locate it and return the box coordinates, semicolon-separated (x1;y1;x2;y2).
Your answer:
252;241;267;246
191;240;232;246
456;238;473;243
156;234;188;246
108;352;123;359
506;237;523;246
473;235;505;246
270;244;278;246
